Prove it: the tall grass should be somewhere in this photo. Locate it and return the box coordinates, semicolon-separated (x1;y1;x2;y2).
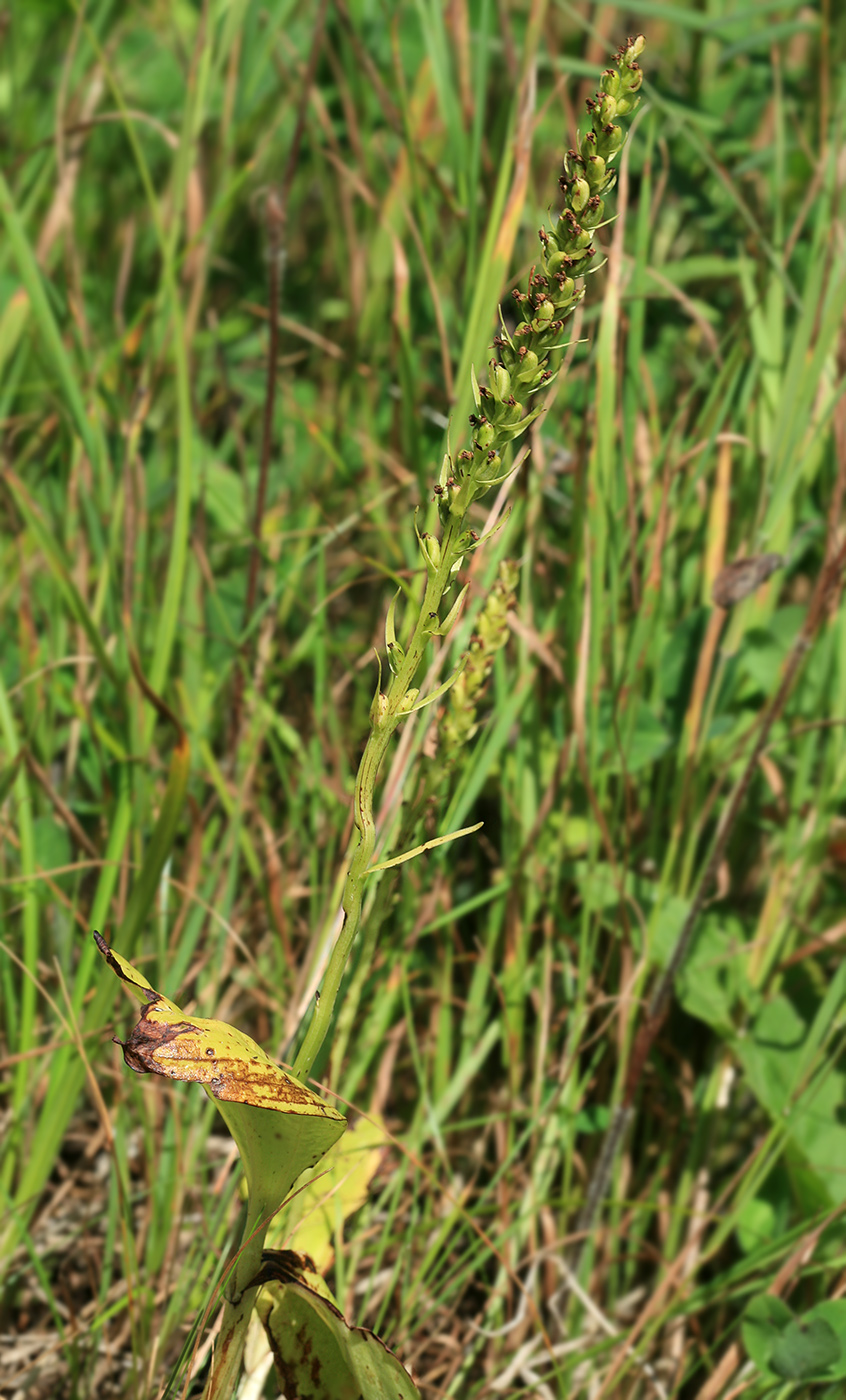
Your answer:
2;2;846;1397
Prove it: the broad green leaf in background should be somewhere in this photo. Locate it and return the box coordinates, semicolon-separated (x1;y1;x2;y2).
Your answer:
770;1316;841;1381
743;1295;846;1384
742;1295;795;1376
736;966;846;1209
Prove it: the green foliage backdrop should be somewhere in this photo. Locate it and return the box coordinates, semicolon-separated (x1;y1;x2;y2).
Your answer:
1;2;846;1396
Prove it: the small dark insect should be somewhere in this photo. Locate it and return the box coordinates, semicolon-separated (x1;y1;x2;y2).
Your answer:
711;552;785;609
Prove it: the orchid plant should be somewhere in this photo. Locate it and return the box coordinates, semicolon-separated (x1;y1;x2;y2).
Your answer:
97;34;646;1400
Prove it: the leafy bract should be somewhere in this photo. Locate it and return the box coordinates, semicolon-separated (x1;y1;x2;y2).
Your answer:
95;934;345;1234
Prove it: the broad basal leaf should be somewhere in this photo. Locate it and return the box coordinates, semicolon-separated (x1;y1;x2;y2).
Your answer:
251;1250;420;1400
95;934;345;1234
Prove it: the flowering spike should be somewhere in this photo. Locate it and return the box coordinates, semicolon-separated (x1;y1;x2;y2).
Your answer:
292;36;648;1094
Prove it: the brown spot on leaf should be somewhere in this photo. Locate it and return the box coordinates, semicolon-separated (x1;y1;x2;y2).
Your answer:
98;934;344;1122
118;1003;198;1076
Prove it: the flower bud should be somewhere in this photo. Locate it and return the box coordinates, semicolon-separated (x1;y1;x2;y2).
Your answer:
570;176;590;213
515;349;539;384
420;532;441;572
490;362;511;402
581;197;604;230
555;275;576;305
370;691;389;727
596;124;623;158
476;419;495;450
558;218;590;256
545;249;569;278
586;154;607;189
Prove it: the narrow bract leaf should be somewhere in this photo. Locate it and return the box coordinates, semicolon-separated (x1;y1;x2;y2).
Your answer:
427;583;469;637
385;589;400;651
385;589;404;673
403;658;467;714
365;821;483;875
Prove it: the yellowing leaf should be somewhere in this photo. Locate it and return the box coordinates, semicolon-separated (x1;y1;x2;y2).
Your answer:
95;934;345;1237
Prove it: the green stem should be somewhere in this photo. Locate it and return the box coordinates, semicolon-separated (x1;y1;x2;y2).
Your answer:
202;1213;269;1400
294;514;463;1080
293;32;646;1083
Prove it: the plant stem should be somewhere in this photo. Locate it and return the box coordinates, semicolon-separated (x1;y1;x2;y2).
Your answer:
293;515;464;1080
292;34;647;1083
202;1213;269;1400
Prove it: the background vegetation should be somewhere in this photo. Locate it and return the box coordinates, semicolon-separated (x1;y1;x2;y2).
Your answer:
2;1;846;1396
